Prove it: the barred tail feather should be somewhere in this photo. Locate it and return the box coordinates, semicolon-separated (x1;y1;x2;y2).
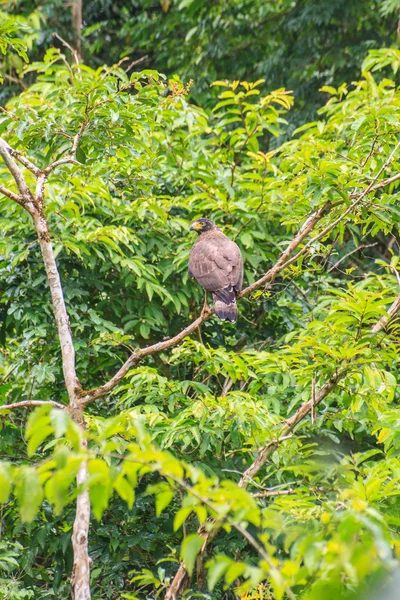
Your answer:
213;296;238;322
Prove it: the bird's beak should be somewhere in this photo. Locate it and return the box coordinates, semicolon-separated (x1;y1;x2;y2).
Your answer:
190;222;201;231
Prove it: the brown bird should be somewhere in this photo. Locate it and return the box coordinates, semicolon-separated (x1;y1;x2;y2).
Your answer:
188;218;243;321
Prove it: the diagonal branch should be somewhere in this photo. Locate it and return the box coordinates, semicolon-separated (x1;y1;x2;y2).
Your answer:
0;138;36;206
0;184;25;206
44;121;86;174
240;291;400;486
0;139;41;175
43;157;81;173
349;172;400;197
371;292;400;333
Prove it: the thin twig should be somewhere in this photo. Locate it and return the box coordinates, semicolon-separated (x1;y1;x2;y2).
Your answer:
327;243;378;273
390;265;400;287
311;376;316;424
53;32;80;66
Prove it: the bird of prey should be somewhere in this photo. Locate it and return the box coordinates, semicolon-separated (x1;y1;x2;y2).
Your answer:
188;218;243;321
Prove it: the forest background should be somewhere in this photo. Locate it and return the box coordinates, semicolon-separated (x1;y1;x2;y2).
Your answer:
1;1;400;599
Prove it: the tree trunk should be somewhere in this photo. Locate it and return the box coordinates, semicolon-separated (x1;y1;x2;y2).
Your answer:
31;207;91;599
31;208;80;400
72;438;91;600
72;0;83;58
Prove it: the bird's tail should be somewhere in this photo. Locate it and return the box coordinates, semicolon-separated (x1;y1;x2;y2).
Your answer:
213;294;238;322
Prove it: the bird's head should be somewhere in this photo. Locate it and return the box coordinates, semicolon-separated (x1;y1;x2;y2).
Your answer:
189;218;217;234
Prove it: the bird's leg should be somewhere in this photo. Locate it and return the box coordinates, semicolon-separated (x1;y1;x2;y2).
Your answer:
201;291;211;318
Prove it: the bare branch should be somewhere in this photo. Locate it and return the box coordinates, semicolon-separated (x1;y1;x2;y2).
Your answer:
43;157;80;175
327;242;378;273
53;32;80;66
44;121;86;175
0;139;40;175
0;400;65;411
252;488;297;498
349;172;400;197
0;138;35;205
30;209;81;402
371;293;400;333
0;184;25;206
239;289;400;486
81;313;208;404
72;121;86;155
253;485;329;498
390;265;400;288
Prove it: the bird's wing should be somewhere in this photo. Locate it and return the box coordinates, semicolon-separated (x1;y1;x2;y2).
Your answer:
189;235;243;293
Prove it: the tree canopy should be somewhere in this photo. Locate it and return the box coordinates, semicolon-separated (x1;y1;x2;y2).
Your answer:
0;3;400;600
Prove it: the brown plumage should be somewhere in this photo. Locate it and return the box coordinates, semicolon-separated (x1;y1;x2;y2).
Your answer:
188;218;243;322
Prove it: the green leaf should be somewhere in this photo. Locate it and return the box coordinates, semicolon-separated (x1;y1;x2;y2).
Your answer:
50;408;69;438
88;459;112;520
114;473;135;509
27;425;54;457
207;555;231;590
180;534;203;576
76;146;87;164
0;462;12;503
15;467;43;522
173;506;193;531
155;488;174;516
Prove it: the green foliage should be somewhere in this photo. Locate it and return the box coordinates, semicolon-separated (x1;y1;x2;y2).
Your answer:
0;8;42;88
0;39;400;600
2;0;396;126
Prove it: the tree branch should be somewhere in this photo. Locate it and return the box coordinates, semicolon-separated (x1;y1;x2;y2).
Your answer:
0;400;65;411
44;121;86;174
43;157;81;174
371;292;400;333
0;139;40;176
0;184;25;206
349;172;400;197
71;442;90;599
1;134;89;600
0;138;36;207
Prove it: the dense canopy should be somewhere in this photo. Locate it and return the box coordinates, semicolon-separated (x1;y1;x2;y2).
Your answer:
0;2;400;600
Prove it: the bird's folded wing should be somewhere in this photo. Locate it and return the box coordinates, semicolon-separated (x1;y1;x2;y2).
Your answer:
189;236;243;293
